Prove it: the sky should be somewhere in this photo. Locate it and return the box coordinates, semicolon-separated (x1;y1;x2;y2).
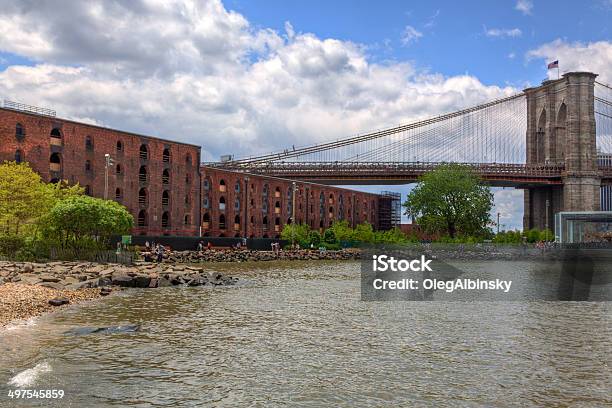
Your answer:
0;0;610;230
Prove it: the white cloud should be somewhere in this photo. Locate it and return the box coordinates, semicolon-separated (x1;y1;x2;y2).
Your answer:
492;188;524;231
507;52;516;59
0;0;518;163
527;39;612;82
401;25;423;46
485;27;522;38
515;0;533;15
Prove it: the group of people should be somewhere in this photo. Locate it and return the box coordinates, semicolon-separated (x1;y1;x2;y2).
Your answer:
144;241;165;263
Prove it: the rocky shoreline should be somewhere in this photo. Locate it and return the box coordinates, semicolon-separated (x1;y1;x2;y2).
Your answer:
0;260;239;328
155;248;362;263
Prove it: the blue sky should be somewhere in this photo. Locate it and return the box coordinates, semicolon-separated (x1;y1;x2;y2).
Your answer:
227;0;611;86
0;0;610;231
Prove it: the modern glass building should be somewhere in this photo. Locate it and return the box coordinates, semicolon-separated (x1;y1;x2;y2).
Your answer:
555;211;612;243
599;154;612;211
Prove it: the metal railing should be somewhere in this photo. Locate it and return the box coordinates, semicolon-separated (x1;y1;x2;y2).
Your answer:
4;99;56;117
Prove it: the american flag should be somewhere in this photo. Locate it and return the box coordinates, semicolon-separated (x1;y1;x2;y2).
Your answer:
547;60;559;69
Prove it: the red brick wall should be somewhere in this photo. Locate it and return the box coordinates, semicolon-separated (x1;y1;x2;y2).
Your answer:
200;166;380;238
0;107;383;239
0;108;201;236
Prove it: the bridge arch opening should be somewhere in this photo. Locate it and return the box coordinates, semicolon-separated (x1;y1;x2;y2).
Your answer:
556;103;567;162
537;109;546;163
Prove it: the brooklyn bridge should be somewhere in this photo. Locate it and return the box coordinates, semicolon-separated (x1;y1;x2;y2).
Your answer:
210;72;612;231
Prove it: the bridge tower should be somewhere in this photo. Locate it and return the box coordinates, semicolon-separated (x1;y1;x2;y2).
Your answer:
523;72;601;232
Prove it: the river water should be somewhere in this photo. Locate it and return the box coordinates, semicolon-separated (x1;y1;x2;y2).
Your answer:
1;261;610;407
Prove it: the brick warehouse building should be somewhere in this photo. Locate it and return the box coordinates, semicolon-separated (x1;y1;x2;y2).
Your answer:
0;104;390;238
0;105;201;236
200;166;381;238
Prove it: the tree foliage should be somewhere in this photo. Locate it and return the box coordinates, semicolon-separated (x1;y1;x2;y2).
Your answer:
0;162;50;235
403;164;493;238
42;195;133;249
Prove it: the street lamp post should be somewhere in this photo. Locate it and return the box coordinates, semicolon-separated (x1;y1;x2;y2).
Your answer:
497;212;500;235
104;153;114;200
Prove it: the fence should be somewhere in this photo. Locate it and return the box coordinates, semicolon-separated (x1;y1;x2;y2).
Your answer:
111;235;288;251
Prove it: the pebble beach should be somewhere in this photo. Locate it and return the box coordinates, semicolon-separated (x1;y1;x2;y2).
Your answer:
0;283;102;328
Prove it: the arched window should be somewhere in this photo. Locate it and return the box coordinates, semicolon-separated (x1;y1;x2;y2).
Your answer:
203;212;210;223
234;215;241;224
185;173;190;184
250;215;255;224
138;188;147;206
162;148;171;163
203;178;210;190
116;140;123;152
139;165;147;182
15;123;25;141
50;128;62;138
184;215;190;225
162;190;170;206
219;196;226;210
138;210;147;226
263;184;269;195
85;160;92;172
139;144;148;160
85;136;93;151
263;216;269;228
275;201;281;214
185;153;192;165
162;211;170;228
275;217;280;225
203;196;209;209
275;186;281;197
84;185;92;196
219;179;226;192
185;194;191;205
235;181;241;193
115;188;122;200
116;163;122;175
234;198;240;210
162;168;170;185
15;150;24;163
219;214;226;230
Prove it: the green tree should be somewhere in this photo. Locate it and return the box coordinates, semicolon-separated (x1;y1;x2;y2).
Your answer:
0;162;49;235
403;164;493;238
323;228;337;244
353;222;375;243
42;195;133;249
308;230;322;247
280;223;311;245
327;220;354;242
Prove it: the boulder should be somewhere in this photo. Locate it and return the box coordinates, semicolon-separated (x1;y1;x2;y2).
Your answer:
111;274;134;287
40;274;61;283
49;297;69;306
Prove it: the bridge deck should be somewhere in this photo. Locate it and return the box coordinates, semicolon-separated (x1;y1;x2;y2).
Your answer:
208;162;612;187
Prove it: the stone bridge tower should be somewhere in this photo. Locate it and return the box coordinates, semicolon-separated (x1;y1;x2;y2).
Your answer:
523;72;601;232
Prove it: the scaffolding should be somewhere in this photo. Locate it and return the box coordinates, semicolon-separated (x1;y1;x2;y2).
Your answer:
378;191;401;230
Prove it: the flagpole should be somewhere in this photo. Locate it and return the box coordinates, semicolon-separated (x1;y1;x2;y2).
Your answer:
557;65;560;80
